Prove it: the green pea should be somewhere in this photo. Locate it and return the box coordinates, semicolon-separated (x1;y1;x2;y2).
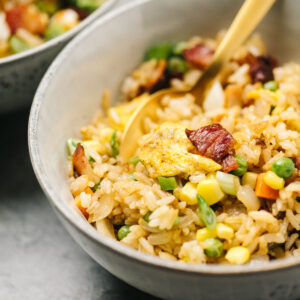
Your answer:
272;157;295;179
197;194;216;230
204;238;223;258
263;80;278;92
145;43;172;61
117;225;131;240
167;57;189;74
231;156;248;177
143;211;152;222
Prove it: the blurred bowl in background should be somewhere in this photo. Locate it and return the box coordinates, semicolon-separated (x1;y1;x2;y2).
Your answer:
0;0;117;114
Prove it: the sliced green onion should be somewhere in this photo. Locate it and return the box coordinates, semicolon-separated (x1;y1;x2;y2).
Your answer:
92;181;101;192
231;155;248;177
172;41;188;55
203;238;223;258
272;157;295;179
129;156;141;166
35;1;58;14
197;194;216;230
127;174;137;181
173;216;180;227
263;80;278;92
269;105;276;115
143;211;152;222
145;43;172;61
9;35;31;54
167;57;189;74
158;176;178;191
89;156;96;163
117;225;131;240
66;138;82;155
73;0;103;12
45;22;66;41
110;129;119;158
216;171;238;196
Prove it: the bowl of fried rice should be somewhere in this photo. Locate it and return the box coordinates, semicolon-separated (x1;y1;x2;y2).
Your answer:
0;0;117;113
29;0;300;299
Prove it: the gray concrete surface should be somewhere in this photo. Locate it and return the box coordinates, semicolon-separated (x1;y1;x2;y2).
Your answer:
0;109;157;300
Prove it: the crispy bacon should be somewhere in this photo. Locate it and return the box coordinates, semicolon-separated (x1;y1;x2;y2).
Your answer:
5;4;47;34
185;124;235;162
182;43;214;69
222;154;239;173
239;53;277;84
72;144;95;181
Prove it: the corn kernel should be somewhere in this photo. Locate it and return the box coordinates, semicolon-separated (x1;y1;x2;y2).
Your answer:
216;223;234;240
247;89;280;101
179;182;198;205
196;156;222;172
263;171;285;190
197;179;224;205
242;172;258;190
287;119;300;132
196;227;216;242
225;246;250;265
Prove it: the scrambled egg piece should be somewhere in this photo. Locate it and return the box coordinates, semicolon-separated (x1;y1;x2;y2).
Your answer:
138;122;221;178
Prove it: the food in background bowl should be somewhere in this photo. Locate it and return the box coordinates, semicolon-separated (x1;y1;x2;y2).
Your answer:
66;32;300;265
0;0;106;57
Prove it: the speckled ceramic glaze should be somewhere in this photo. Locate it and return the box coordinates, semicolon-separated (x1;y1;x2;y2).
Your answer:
29;0;300;299
0;0;117;114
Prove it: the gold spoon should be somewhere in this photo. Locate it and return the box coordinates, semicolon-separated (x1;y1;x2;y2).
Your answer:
120;0;276;161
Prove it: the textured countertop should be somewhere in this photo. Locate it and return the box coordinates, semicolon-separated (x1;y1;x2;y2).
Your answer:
0;113;158;299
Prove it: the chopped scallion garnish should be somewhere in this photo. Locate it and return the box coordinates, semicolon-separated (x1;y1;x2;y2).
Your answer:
158;176;178;191
129;156;141;166
110;129;119;158
127;174;137;181
197;194;216;230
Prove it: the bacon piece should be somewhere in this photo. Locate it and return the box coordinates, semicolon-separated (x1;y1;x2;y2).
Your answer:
72;144;95;181
185;124;235;162
5;4;48;35
222;154;239;173
182;43;214;69
147;59;167;93
239;53;277;84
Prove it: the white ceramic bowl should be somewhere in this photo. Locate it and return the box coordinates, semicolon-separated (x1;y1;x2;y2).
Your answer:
0;0;117;113
29;0;300;299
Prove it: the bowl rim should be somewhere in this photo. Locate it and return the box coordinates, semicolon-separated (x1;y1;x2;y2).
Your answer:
0;0;118;66
29;0;300;275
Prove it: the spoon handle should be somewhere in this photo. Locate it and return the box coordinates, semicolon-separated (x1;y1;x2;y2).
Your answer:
214;0;276;64
194;0;276;102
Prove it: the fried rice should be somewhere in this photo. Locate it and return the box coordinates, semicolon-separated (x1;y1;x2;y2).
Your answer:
67;32;300;265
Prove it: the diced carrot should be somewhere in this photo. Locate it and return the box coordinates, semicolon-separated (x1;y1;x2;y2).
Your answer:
255;173;279;200
84;187;93;195
75;197;89;219
5;4;48;34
